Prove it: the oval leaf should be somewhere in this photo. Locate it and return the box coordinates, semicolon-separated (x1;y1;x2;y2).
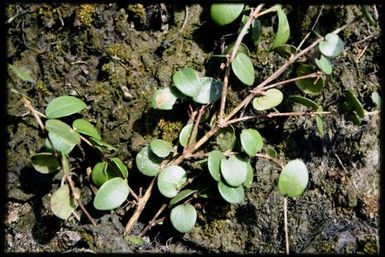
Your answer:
278;159;309;198
172;67;201;97
170;189;197;206
240;129;264;157
193;77;223;104
179;123;193;147
72;119;101;139
274;44;297;58
93;177;129;210
170;204;197;233
251;19;262;46
111;157;128;179
216;126;236;152
149;139;173;158
231;52;255;86
319;33;344;58
271;5;290;50
135;146;162;177
243;160;254;188
218;181;244;204
45;96;86;119
208;150;226;182
157;165;187;198
50;184;77;220
9;64;35;83
252;88;283;111
31;152;61;174
91;161;117;188
288;95;319;109
151;87;177;110
46;119;81;145
45;135;76;155
210;3;244;26
89;137;118;152
345;89;365;118
315;55;332;75
221;155;248;187
224;42;250;57
295;64;324;95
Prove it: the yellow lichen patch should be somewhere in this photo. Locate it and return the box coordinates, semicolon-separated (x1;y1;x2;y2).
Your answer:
78;4;95;27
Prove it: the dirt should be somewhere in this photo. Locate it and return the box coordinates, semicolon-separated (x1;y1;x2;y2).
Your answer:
4;3;381;254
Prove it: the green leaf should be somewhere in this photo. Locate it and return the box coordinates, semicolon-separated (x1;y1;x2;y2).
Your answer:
91;161;118;188
315;55;332;75
93;177;129;210
135;146;162;177
362;5;376;26
345;89;365;118
8;64;36;83
45;96;87;119
289;95;319;109
89;137;118;152
271;5;290;50
149;139;174;158
172;67;201;97
31;152;61;174
50;184;77;220
72;119;101;139
221;155;248;187
319;33;344;58
278;159;309;198
179;123;193;147
45;119;81;147
111;157;128;179
217;181;244;204
251;19;262;46
210;3;244;26
151;87;178;110
170;189;197;206
371;91;381;108
224;42;250;57
315;105;325;136
231;52;255;86
45;134;76;155
295;64;324;95
208;150;226;182
170;204;197;233
157;165;187;198
274;44;297;58
252;88;283;111
216;126;236;152
266;147;278;158
240;129;264;157
193;77;223;104
243;160;254;189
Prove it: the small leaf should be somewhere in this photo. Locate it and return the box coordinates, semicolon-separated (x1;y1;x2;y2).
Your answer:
216;126;236;152
135;146;162;177
157;165;187;198
45;135;76;155
217;181;244;204
151;87;178;110
243;160;254;188
266;147;278;158
50;184;77;220
240;128;264;157
93;177;129;210
111;157;128;179
295;64;324;95
289;95;319;109
315;55;332;75
149;139;174;158
224;42;250;56
278;159;309;198
72;119;101;139
371;91;381;108
315;105;325;136
274;44;297;58
8;64;35;83
89;137;118;152
252;88;283;111
45;96;87;119
170;189;197;206
251;19;262;46
231;52;255;86
46;119;81;146
193;77;223;104
179;123;193;147
221;155;248;187
172;67;201;97
170;204;197;233
271;5;290;50
210;3;244;26
91;162;117;188
31;152;60;174
319;33;344;58
345;89;365;118
208;150;226;182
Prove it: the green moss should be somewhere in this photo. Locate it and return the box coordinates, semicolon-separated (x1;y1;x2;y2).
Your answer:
78;4;95;27
35;80;50;96
157;118;183;143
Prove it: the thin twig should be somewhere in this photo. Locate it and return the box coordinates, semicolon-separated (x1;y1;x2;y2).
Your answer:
139;203;168;237
255;154;284;169
262;72;320;91
186;105;206;150
283;197;289;255
296;5;324;51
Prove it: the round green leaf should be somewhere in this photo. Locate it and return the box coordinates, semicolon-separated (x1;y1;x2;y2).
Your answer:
45;119;81;146
93;177;129;210
172;67;201;97
135;146;162;177
111;157;128;179
45;96;86;119
208;150;226;182
224;42;250;57
288;95;319;109
315;55;332;75
210;3;244;26
170;204;197;233
179;123;193;147
45;134;76;155
231;52;255;86
240;129;264;157
216;126;236;152
243;160;254;188
319;33;344;58
371;91;381;108
252;88;283;111
345;89;365;118
193;77;223;104
157;165;187;198
170;189;197;206
217;181;244;204
295;64;324;95
151;87;177;110
278;159;309;198
221;155;248;187
31;152;61;174
274;44;297;58
271;5;290;50
149;139;173;158
91;161;118;188
50;184;77;220
72;119;101;139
